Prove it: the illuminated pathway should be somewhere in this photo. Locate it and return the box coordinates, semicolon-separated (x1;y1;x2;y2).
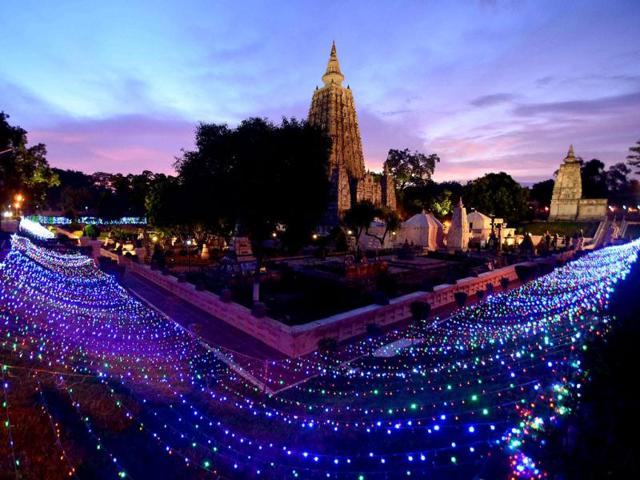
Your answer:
0;235;638;479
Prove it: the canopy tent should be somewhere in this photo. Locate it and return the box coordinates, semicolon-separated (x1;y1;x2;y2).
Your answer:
400;212;444;251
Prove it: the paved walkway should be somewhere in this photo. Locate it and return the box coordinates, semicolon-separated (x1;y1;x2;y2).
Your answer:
114;264;522;392
120;270;286;360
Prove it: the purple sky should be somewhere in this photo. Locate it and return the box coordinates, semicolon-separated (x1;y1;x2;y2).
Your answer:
1;0;639;183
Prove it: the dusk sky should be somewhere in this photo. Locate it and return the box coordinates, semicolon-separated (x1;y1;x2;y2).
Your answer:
1;0;639;183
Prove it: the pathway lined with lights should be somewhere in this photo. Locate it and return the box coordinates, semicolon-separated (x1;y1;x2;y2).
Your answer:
1;234;638;479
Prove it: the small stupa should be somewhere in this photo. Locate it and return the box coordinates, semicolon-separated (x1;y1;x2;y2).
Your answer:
447;198;469;252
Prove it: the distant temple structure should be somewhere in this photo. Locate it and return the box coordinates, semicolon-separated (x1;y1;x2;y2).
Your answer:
548;145;608;221
447;198;469;252
309;42;396;224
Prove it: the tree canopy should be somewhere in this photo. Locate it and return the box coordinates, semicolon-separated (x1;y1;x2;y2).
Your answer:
383;148;439;191
0;112;59;209
395;181;462;219
365;207;402;247
168;117;332;252
627;139;640;174
343;200;378;253
530;179;555;207
581;159;608;198
462;172;530;222
44;169;168;220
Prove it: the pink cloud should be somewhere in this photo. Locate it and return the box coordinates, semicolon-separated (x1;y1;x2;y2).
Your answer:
29;115;195;174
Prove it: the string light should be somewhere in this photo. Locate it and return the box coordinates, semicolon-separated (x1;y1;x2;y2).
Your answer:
0;234;638;479
18;218;55;240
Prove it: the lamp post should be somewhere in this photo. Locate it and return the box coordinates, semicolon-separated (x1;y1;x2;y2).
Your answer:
186;239;192;273
13;193;24;217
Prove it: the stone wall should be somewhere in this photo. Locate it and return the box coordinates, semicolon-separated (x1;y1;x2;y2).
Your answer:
577;198;608;221
355;173;382;206
105;248;575;358
110;252;298;354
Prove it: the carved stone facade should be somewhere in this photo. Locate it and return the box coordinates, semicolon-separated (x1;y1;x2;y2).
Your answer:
309;42;396;223
355;174;381;206
549;145;607;221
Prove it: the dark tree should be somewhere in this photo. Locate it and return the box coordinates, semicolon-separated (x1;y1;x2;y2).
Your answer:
145;176;185;231
530;179;555;207
0;111;59;210
580;159;608;198
173;117;331;302
343;200;378;248
399;180;463;219
365;206;402;247
605;162;639;208
47;169;96;217
627;139;640;174
383;148;440;191
462;172;529;222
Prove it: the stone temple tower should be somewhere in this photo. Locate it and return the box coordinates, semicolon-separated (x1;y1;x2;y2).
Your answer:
548;145;607;221
309;42;366;220
309;42;366;180
309;42;397;224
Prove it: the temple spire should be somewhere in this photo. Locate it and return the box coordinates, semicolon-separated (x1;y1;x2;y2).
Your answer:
322;41;344;86
565;144;577;162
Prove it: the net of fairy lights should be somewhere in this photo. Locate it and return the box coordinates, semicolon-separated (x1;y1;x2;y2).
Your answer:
0;235;638;479
18;217;55;240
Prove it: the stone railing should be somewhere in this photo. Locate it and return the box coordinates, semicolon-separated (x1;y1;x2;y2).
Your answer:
105;250;298;355
103;248;575;358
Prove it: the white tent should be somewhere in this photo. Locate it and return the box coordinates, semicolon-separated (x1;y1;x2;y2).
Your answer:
399;212;444;251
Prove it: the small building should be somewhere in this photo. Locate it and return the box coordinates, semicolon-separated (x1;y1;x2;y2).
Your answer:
468;211;503;242
399;211;444;251
467;211;516;246
549;145;607;221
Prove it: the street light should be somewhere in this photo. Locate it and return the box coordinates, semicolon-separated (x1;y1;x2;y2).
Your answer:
13;193;24;216
186;239;192;273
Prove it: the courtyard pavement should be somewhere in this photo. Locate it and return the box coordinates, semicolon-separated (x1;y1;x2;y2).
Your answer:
115;263;521;392
121;271;286;360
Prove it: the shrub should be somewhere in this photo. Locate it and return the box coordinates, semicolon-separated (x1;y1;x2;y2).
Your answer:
454;291;468;308
318;337;338;353
410;301;431;322
500;277;509;290
83;224;100;240
515;264;537;283
476;289;485;300
366;323;382;337
251;302;267;318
